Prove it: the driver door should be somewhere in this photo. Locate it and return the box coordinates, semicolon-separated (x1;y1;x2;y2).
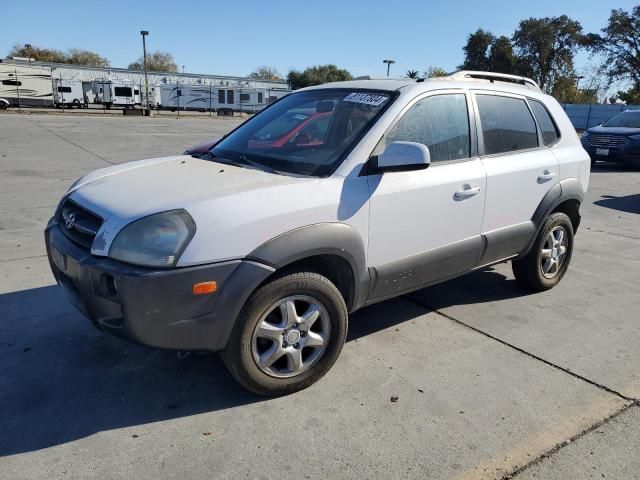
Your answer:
367;91;487;300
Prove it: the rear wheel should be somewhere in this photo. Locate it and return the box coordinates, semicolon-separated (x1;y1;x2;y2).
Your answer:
512;212;574;291
222;271;348;396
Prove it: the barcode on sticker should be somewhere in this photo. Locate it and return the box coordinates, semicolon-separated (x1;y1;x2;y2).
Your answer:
343;93;387;106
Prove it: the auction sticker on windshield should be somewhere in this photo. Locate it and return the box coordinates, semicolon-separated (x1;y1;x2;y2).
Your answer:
343;92;388;106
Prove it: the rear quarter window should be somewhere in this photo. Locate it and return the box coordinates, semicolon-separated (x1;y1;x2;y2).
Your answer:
529;99;560;145
476;94;538;155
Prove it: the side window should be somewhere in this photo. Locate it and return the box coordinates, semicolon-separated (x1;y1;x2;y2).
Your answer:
386;94;470;163
218;89;225;104
476;94;538;155
227;90;234;104
529;99;560;145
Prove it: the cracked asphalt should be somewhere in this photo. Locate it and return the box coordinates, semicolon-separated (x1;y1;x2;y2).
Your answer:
1;112;639;479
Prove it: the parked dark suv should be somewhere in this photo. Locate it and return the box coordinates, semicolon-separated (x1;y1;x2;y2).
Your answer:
581;110;640;167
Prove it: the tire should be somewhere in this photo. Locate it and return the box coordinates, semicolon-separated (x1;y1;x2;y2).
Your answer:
222;271;348;396
512;212;574;291
73;99;81;109
591;157;597;168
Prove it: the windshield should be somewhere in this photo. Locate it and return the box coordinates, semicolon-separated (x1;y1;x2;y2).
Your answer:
603;111;640;128
211;89;393;176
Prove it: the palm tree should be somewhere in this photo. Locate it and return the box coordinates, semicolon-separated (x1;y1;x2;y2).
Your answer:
405;69;420;79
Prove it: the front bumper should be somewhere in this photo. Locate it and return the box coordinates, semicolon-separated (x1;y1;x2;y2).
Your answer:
45;221;273;351
582;139;640;166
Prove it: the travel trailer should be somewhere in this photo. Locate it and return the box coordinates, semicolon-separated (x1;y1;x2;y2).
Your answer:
53;79;86;108
91;78;137;108
0;63;53;107
158;83;288;113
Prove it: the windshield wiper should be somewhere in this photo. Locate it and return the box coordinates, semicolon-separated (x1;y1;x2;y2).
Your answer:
195;150;281;175
236;155;281;175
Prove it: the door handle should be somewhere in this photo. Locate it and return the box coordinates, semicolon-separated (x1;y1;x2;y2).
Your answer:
537;170;556;183
454;186;481;199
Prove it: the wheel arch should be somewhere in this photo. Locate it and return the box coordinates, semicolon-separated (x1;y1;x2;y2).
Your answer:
520;178;584;257
247;223;369;312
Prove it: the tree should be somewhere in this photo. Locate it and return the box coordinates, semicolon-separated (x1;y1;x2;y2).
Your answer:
615;86;640;104
487;36;518;74
551;76;597;103
586;7;640;88
425;66;448;78
128;51;177;72
66;48;110;67
512;15;584;91
248;66;281;80
405;69;420;79
9;44;67;64
286;64;352;90
8;44;110;66
460;29;494;70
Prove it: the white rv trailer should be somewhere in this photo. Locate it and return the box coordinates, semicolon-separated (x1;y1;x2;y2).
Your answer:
0;63;54;108
53;79;86;108
157;83;289;113
91;78;137;109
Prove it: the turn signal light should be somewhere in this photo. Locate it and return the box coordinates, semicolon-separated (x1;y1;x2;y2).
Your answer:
192;281;217;295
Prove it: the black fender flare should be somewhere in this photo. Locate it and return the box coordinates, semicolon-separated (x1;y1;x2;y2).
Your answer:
521;178;584;257
248;223;369;311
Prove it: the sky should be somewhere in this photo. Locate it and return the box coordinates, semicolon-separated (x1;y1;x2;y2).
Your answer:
1;0;637;79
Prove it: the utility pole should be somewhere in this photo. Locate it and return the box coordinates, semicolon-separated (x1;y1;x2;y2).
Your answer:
383;59;395;77
140;30;150;114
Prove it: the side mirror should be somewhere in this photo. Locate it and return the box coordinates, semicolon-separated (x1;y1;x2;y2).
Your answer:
376;141;431;172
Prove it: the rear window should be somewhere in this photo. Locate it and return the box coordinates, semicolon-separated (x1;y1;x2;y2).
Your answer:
529;99;560;145
476;94;538;155
58;86;72;93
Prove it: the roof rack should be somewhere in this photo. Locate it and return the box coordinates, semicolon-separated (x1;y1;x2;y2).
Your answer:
447;70;540;90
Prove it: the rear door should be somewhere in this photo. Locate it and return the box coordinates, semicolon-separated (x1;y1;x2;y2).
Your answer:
472;91;560;264
366;90;487;300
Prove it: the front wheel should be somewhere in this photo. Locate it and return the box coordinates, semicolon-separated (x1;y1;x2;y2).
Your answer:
512;212;574;291
222;271;348;396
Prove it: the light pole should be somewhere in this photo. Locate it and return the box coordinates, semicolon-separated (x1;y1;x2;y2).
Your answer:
140;30;150;113
25;44;32;65
575;75;585;103
383;59;395;77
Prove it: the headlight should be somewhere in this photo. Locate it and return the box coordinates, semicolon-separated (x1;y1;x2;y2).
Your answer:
629;134;640;141
109;210;196;268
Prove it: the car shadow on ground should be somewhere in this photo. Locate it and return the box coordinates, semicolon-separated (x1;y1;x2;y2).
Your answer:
594;194;640;215
1;267;528;457
591;161;639;173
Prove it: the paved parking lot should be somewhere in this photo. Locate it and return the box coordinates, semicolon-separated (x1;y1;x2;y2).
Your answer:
1;113;639;479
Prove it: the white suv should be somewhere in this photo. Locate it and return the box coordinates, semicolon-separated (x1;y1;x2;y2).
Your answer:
46;71;590;395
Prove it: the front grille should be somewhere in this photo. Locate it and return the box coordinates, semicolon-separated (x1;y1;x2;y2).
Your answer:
58;199;103;249
587;134;627;148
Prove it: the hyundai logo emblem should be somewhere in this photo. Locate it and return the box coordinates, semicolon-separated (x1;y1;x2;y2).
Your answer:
65;213;77;230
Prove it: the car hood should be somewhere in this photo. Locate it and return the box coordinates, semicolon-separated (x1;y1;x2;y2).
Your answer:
67;156;346;264
587;125;640;136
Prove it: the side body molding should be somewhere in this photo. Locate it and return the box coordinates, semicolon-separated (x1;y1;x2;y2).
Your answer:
521;178;584;257
248;223;370;311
